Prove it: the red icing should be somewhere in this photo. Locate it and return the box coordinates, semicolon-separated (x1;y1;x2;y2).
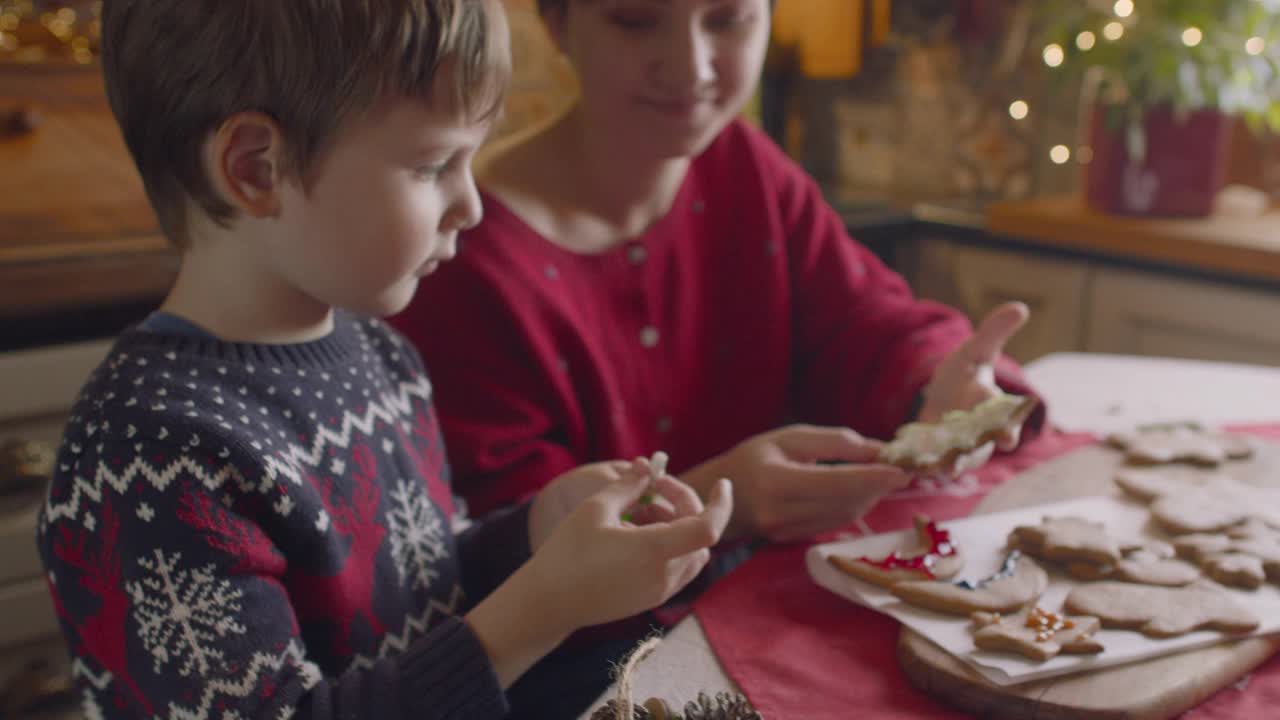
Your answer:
855;521;956;579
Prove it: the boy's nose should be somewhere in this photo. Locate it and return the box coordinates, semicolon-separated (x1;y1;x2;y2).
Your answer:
444;171;484;233
437;233;460;263
656;26;716;94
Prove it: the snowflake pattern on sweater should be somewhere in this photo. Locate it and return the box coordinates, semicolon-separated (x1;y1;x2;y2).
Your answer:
38;314;523;720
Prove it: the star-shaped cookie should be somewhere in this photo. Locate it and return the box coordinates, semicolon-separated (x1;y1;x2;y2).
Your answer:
1008;516;1136;566
971;606;1104;662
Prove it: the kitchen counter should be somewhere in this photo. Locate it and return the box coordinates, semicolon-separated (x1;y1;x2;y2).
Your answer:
987;194;1280;285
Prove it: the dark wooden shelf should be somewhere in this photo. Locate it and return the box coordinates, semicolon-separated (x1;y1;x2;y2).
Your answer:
0;63;175;321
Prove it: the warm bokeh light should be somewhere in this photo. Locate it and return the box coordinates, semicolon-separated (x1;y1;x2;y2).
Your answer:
1246;37;1266;55
1103;22;1125;41
1076;31;1097;51
1113;0;1134;18
1050;145;1071;164
1043;43;1065;67
1182;27;1203;47
1009;100;1029;120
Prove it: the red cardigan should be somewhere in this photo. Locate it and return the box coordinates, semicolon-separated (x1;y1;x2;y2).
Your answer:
392;120;1037;514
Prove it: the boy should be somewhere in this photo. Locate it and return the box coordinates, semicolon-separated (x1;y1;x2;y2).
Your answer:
38;1;732;718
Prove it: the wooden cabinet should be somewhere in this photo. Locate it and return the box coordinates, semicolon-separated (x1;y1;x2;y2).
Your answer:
906;235;1280;367
1087;268;1280;365
907;237;1090;363
907;194;1280;366
0;64;174;322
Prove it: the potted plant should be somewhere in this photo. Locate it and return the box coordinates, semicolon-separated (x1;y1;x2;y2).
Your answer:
1033;0;1280;216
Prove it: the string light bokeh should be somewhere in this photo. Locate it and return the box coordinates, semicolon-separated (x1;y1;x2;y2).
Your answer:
0;1;101;65
1029;0;1276;168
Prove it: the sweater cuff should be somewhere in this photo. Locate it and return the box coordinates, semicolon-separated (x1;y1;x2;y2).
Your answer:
398;617;509;720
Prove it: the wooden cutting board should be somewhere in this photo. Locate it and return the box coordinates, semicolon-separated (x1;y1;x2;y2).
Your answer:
897;440;1280;720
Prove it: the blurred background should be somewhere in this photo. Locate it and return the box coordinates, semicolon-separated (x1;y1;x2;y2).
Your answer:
2;0;1278;356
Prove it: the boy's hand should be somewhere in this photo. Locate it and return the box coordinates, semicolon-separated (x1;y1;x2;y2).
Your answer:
528;469;733;631
528;460;630;552
528;457;680;551
919;302;1030;451
683;425;908;543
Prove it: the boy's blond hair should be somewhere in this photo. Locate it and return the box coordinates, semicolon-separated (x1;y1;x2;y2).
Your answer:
101;0;510;246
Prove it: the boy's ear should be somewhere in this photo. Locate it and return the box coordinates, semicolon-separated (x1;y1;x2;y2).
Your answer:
207;112;287;218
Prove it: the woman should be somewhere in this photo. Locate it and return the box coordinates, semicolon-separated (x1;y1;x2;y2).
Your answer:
392;2;1040;714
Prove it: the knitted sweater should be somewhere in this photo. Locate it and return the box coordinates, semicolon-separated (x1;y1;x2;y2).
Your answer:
37;312;528;720
392;119;1040;515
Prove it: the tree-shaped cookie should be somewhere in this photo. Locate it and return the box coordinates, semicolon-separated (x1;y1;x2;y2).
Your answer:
1064;581;1260;638
891;551;1048;615
880;394;1038;474
971;606;1104;662
828;515;963;588
1107;427;1254;466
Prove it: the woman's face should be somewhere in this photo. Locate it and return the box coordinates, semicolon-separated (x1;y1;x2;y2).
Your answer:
548;0;770;159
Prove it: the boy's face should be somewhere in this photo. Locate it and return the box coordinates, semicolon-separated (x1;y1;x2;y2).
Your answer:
269;98;489;318
552;0;770;158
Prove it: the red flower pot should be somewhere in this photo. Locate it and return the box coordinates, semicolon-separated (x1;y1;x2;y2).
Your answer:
1084;105;1233;217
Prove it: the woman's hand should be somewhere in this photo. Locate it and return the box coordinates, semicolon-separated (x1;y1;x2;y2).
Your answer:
682;425;908;543
528;456;694;551
919;302;1030;451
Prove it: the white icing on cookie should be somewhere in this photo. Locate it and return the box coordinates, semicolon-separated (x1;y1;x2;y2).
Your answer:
881;394;1034;469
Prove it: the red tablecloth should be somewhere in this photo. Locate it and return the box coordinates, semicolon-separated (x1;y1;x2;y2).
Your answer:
694;426;1280;719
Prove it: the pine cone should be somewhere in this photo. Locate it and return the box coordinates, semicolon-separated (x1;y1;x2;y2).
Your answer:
682;692;763;720
591;692;761;720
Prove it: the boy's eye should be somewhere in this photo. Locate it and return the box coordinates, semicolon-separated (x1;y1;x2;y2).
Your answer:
414;162;448;179
607;11;657;31
706;10;751;30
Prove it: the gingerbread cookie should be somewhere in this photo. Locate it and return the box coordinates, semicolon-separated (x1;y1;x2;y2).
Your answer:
1114;468;1280;534
1112;465;1226;503
971;606;1104;662
891;551;1048;615
1066;544;1201;587
828;515;963;588
1064;581;1260;638
879;394;1038;474
1200;554;1267;590
1106;427;1254;466
1229;517;1280;541
1174;528;1280;589
1152;489;1280;535
1008;516;1137;566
